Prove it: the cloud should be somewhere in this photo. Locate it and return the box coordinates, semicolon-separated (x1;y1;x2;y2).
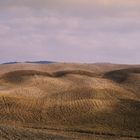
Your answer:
0;0;140;64
1;0;140;17
1;0;140;8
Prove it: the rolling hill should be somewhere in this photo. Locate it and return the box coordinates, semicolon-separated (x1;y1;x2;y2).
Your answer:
0;63;140;140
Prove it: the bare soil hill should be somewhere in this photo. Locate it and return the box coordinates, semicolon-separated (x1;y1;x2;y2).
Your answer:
0;63;140;140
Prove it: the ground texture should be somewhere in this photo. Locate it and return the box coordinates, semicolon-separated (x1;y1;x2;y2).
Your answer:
0;63;140;140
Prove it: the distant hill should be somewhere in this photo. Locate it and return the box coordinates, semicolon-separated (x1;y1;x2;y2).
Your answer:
2;61;55;65
26;61;55;64
2;62;18;65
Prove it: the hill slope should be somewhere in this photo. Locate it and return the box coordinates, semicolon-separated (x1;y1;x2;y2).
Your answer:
0;63;140;140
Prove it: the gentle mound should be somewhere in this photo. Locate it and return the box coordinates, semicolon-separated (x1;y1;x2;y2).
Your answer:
1;70;51;83
1;70;97;83
103;68;140;83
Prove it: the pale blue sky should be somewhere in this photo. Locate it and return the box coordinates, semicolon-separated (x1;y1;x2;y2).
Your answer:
0;0;140;64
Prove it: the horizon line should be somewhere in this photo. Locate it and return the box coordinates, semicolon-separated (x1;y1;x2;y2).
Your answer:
0;60;140;65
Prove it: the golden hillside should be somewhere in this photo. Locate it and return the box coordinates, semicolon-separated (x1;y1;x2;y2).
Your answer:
0;63;140;140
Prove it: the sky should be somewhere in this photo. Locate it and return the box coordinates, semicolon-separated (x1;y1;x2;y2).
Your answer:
0;0;140;64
